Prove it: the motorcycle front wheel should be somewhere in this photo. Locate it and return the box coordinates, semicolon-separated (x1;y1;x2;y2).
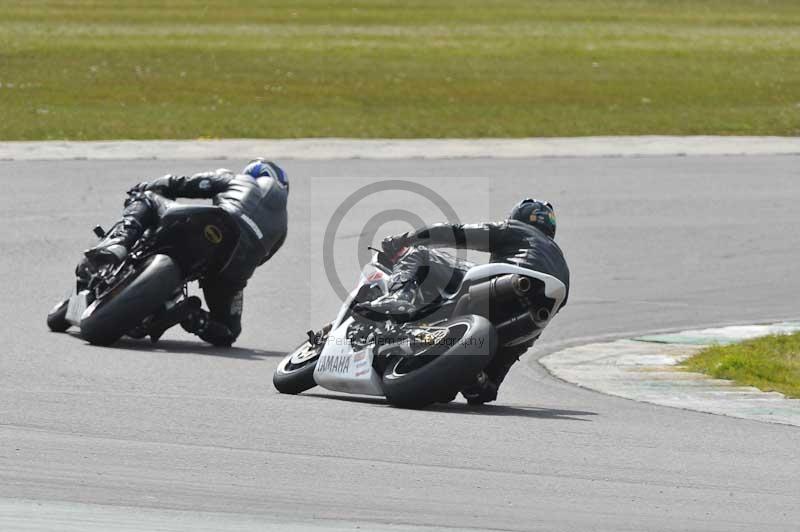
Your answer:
273;339;324;395
46;299;70;332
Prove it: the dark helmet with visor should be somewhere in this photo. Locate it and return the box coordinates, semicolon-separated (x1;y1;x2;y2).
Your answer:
509;198;557;238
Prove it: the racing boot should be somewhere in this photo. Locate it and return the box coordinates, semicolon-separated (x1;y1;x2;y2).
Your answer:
148;296;202;343
461;346;524;405
461;371;499;405
181;308;238;347
360;280;421;317
180;300;210;338
83;217;143;269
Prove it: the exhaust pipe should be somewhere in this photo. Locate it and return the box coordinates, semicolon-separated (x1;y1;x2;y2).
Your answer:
533;306;551;324
493;274;531;297
453;274;535;320
450;273;551;343
486;274;532;302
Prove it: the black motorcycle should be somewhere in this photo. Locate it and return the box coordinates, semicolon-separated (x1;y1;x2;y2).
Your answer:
47;197;240;346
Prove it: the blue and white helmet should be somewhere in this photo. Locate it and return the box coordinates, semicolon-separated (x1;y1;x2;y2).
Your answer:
243;158;288;189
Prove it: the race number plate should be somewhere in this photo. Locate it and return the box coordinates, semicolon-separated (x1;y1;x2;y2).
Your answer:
65;290;90;326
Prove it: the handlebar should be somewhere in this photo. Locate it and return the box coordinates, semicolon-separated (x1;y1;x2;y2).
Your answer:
369;245;410;267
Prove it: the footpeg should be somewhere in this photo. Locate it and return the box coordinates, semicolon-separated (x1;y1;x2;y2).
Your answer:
307;329;319;346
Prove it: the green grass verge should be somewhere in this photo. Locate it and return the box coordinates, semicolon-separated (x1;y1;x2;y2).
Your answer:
682;332;800;398
1;0;799;139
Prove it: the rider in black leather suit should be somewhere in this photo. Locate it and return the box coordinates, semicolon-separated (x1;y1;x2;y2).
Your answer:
365;198;570;404
83;159;289;346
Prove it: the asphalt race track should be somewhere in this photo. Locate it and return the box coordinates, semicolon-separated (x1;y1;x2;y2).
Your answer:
2;156;800;531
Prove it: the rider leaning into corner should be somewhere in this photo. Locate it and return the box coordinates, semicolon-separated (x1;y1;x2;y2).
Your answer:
362;198;570;404
80;158;289;347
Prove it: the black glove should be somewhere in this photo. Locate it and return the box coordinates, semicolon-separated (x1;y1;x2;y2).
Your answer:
127;181;149;195
381;232;413;259
128;174;174;197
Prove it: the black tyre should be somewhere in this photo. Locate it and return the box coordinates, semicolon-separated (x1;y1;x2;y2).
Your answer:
46;299;70;332
273;340;323;395
382;315;496;409
80;254;183;346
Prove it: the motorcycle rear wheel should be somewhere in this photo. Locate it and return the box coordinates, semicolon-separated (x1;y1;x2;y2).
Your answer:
80;254;183;346
382;314;496;409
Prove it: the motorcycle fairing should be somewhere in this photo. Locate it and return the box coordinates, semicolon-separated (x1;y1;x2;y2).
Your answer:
65;288;90;326
332;260;391;329
313;316;384;396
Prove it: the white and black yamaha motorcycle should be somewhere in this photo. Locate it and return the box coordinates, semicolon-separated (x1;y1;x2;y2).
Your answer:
273;247;567;409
